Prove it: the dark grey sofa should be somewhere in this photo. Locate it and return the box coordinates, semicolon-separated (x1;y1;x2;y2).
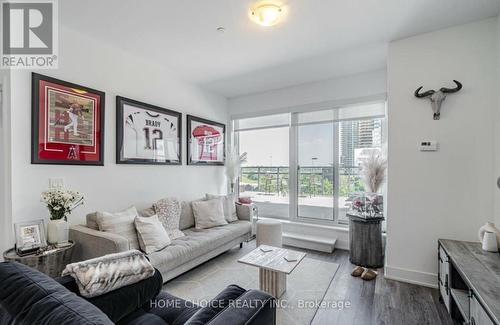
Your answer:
69;201;254;282
0;261;276;325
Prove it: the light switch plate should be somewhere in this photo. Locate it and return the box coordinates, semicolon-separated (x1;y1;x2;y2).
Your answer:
49;178;64;189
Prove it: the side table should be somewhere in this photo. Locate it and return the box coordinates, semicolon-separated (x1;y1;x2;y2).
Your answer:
3;241;75;278
347;214;384;268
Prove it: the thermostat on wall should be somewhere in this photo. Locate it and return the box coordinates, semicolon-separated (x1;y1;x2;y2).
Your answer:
419;141;438;151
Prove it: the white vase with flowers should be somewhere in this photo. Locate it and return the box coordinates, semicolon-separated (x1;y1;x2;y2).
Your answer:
41;188;84;244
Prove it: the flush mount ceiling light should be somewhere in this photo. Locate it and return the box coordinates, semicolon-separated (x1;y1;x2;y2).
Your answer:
250;2;283;27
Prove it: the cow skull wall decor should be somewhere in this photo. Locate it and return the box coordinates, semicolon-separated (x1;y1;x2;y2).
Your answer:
414;80;463;120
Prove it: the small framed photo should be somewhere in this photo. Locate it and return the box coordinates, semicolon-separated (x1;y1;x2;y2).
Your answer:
187;115;225;165
32;73;105;165
116;96;182;164
14;220;47;256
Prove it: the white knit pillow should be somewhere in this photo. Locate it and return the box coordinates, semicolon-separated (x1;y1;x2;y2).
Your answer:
154;197;185;240
134;215;171;254
192;198;228;229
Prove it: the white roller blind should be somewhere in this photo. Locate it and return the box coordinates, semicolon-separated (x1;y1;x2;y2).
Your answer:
234;101;386;130
296;102;386;126
234;113;290;132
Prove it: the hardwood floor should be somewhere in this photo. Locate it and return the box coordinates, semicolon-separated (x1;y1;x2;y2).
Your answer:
292;248;454;325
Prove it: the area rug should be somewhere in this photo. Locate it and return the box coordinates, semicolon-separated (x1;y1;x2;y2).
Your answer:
163;246;339;325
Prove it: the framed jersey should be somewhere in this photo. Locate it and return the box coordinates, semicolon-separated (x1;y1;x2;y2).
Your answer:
31;73;105;165
187;115;225;166
116;96;181;165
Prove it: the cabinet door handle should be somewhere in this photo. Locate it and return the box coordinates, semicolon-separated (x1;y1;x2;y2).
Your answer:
445;274;449;295
470;316;475;325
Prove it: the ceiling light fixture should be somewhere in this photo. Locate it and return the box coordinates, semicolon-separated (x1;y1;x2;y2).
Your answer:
250;2;283;27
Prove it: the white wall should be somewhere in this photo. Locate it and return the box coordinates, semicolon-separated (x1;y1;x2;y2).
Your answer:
386;19;497;287
0;70;12;258
6;24;228;235
228;69;386;117
495;14;500;227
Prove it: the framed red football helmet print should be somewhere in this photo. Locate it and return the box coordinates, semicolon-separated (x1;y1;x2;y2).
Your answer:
31;73;105;165
187;115;225;166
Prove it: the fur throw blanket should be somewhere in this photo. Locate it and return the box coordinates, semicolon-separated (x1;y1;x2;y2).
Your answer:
62;250;155;298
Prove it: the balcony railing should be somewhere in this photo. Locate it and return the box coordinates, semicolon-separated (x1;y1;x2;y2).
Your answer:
240;166;366;221
240;166;365;197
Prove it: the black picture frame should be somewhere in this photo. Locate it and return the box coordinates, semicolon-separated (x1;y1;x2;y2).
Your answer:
116;96;182;165
187;115;225;166
31;73;105;165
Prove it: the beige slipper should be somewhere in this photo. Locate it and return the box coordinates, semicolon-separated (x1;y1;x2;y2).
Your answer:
351;266;365;277
361;268;378;281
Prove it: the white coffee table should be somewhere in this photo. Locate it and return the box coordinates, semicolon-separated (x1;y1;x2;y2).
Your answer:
238;245;306;298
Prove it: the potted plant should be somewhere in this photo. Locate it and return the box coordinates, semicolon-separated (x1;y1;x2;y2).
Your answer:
41;188;84;244
352;150;387;218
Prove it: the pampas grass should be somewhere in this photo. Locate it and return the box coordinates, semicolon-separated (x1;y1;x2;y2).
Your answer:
225;148;248;185
360;150;387;193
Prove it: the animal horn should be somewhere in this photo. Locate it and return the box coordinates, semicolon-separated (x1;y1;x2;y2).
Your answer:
440;80;462;93
414;86;435;98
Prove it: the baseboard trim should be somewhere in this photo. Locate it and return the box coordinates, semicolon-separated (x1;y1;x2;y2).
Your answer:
282;234;336;253
384;265;438;289
335;239;349;250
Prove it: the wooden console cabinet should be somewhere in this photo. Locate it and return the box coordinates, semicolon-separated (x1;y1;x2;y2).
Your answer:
438;239;500;325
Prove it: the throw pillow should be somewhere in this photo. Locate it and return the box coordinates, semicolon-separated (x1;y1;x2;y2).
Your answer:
62;250;155;298
86;212;99;230
96;206;140;250
238;197;253;204
206;193;238;222
57;271;163;323
192;198;228;229
134;215;171;254
153;197;185;240
179;200;197;230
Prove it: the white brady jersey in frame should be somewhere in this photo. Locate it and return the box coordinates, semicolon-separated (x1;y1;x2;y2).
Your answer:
122;104;179;161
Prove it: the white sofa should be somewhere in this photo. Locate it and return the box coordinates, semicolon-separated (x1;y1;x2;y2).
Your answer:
69;200;254;282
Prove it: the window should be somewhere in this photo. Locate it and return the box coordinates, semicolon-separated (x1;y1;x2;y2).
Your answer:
234;101;385;224
237;116;290;219
337;118;384;223
297;121;334;221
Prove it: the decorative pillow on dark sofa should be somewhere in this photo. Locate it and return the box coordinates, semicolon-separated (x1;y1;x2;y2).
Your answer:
57;268;163;323
0;262;113;325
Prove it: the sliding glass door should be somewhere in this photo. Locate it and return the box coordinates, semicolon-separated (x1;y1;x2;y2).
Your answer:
297;121;335;221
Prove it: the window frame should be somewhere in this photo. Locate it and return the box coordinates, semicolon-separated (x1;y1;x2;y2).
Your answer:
232;96;386;227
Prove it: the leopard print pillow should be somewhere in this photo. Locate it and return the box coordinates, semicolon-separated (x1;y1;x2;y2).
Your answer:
153;198;185;240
